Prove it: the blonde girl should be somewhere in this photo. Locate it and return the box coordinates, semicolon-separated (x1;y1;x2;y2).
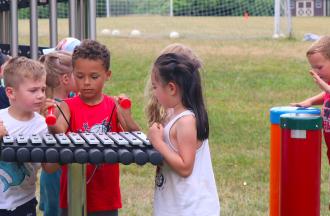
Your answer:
39;50;76;216
145;43;202;126
39;50;76;99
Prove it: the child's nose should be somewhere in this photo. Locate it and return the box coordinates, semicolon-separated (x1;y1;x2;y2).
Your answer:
37;91;45;99
84;77;91;85
313;68;320;73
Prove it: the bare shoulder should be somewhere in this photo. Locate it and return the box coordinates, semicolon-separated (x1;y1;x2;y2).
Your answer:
59;101;72;123
61;101;70;114
173;113;198;148
176;114;196;129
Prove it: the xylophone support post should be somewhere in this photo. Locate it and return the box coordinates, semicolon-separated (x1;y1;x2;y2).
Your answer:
68;163;87;216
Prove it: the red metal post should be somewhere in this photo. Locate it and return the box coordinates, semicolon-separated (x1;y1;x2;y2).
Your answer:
280;113;322;216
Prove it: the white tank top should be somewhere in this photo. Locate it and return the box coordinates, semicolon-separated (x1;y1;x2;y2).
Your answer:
153;110;220;216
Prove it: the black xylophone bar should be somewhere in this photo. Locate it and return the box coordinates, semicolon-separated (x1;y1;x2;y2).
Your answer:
0;131;163;165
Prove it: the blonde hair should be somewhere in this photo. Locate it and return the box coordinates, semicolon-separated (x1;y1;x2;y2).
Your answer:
39;51;73;97
4;56;46;88
306;36;330;59
145;43;202;126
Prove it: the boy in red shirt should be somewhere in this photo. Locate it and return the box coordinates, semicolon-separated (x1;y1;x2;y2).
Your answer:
45;39;140;216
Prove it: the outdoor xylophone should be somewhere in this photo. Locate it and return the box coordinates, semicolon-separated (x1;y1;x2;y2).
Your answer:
0;131;163;165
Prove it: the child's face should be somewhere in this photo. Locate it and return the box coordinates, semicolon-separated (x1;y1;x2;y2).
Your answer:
308;52;330;83
8;76;46;112
151;71;173;108
73;58;110;104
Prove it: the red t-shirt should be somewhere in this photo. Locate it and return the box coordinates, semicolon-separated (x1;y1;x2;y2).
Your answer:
322;92;330;164
59;95;122;212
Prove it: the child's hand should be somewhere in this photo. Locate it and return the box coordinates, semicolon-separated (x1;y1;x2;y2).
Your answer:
114;94;132;128
310;70;330;93
290;100;312;108
148;123;164;151
114;94;132;116
0;119;8;137
41;98;57;117
114;94;140;131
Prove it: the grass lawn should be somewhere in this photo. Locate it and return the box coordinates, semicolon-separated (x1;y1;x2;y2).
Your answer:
16;16;330;215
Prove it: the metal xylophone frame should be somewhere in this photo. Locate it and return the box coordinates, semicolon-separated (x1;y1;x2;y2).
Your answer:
1;131;162;165
1;131;162;215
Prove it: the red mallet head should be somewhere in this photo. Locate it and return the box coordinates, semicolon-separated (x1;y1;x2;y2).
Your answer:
119;97;131;109
45;106;57;125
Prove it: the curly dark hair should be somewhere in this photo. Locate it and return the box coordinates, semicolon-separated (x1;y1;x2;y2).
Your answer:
72;39;110;71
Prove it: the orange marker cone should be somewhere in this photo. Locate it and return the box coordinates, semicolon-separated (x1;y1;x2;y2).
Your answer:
244;11;249;21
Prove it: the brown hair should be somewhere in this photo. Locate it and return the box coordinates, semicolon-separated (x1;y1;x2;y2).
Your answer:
72;39;110;71
4;56;46;88
39;51;73;97
306;35;330;59
145;43;202;126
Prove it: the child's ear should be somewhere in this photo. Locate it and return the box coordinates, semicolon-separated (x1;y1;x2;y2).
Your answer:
168;82;177;96
106;70;112;80
5;86;15;100
61;74;70;85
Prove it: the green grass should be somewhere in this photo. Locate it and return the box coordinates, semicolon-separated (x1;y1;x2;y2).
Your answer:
18;16;330;215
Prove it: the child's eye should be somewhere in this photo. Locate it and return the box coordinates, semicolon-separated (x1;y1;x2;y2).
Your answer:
75;74;83;79
91;75;100;79
313;66;323;70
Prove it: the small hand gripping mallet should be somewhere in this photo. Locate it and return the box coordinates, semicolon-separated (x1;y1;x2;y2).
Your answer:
118;97;131;109
45;106;57;125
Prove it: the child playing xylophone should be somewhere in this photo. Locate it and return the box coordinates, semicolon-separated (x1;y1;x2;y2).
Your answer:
44;39;140;216
0;57;48;216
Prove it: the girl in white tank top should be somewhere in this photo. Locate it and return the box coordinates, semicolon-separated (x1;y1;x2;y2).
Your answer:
147;51;220;216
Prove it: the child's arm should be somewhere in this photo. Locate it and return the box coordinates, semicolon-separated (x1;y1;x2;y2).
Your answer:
148;116;197;177
0;120;8;137
310;70;330;93
117;109;140;131
40;99;69;173
115;95;140;131
290;70;330;107
291;92;325;107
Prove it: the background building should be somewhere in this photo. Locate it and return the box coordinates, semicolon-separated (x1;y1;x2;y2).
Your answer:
290;0;330;16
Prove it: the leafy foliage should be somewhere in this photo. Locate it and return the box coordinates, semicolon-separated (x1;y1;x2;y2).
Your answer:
17;0;275;18
173;0;274;16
